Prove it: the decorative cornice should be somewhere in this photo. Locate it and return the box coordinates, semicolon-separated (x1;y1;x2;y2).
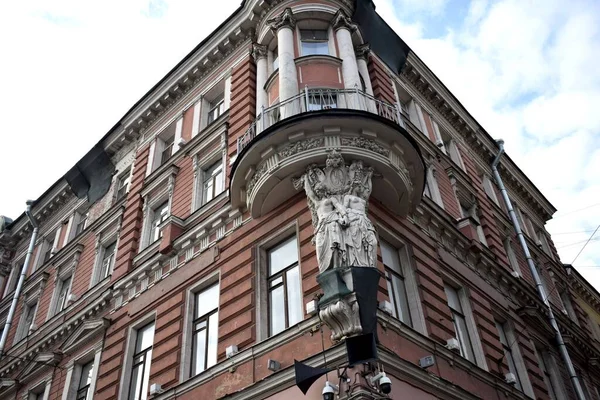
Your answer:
267;8;296;32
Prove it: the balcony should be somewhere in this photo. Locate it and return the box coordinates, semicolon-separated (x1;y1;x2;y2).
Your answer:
230;88;425;218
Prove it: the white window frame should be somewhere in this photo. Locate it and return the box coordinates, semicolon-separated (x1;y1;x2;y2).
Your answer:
503;237;521;277
377;226;427;335
299;29;329;56
91;236;118;288
3;259;23;298
559;291;579;325
48;268;74;319
443;283;487;369
140;196;171;251
181;273;220;380
15;299;38;344
61;345;102;400
460;202;488;246
482;175;499;205
115;167;132;203
27;377;52;400
255;223;303;341
119;313;156;400
424;166;444;208
495;320;534;396
192;149;226;212
201;161;224;206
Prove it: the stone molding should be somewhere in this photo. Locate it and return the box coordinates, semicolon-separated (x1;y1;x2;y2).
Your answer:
251;43;268;62
355;43;371;60
267;7;296;32
332;9;357;32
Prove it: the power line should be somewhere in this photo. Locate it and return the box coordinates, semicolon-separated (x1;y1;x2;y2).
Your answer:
552;203;600;219
551;230;598;236
555;238;600;249
571;225;600;264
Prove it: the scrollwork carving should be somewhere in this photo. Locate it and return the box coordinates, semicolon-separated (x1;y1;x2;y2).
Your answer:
279;138;324;158
340;136;389;157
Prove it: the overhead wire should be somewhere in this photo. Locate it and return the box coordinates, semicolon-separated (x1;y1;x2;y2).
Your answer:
571;224;600;264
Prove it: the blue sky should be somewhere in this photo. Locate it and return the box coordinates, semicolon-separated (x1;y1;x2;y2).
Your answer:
0;0;599;292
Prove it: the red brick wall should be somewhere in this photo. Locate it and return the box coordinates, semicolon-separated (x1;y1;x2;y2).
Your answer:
368;56;395;104
227;54;256;163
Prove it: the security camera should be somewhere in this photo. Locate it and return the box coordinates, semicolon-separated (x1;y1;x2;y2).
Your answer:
378;374;392;394
322;381;338;400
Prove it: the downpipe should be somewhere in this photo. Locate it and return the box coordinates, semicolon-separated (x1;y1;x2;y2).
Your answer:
0;200;39;356
491;140;586;400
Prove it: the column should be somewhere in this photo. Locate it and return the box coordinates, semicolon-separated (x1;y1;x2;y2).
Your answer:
269;8;298;118
252;43;268;117
333;10;361;91
355;43;376;113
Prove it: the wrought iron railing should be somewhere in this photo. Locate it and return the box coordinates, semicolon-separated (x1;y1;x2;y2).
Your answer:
237;87;405;153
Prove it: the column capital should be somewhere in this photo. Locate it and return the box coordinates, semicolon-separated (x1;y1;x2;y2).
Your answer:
332;9;357;32
355;43;370;60
251;43;268;62
267;8;296;32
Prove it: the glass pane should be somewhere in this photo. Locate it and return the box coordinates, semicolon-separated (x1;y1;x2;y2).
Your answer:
195;284;219;318
381;241;402;274
496;322;508;346
392;275;411;326
300;29;328;40
79;361;94;388
140;351;152;400
301;41;329;56
286;266;303;326
215;170;224;195
455;314;475;362
385;274;398;319
269;276;283;287
207;312;219;368
192;328;207;375
268;237;298;276
269;286;285;335
204;180;214;203
129;364;143;400
444;284;462;312
136;323;155;352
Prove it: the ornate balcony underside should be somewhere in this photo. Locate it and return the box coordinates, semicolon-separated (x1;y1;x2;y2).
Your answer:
230;90;425;218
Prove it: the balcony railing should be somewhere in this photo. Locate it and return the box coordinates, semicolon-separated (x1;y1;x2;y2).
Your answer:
237;87;405;153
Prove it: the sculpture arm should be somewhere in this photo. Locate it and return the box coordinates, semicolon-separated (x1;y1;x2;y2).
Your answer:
303;175;319;204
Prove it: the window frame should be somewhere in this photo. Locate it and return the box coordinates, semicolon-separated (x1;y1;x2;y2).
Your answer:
482;174;499;205
380;239;412;326
534;345;566;400
192;148;226;213
63;345;103;400
201;161;224;205
148;201;169;246
443;283;487;369
503;237;521;277
27;378;52;400
48;265;75;319
255;223;303;341
115;168;132;203
495;320;534;396
15;299;38;343
423;165;444;208
119;315;156;400
207;96;225;125
190;283;219;377
299;29;330;56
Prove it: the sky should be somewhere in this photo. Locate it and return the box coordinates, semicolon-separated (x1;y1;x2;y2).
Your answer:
0;0;599;292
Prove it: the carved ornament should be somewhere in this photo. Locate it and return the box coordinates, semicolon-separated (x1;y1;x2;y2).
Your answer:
267;8;296;32
332;9;357;32
340;136;389;157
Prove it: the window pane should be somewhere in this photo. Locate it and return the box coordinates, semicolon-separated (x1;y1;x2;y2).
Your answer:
79;361;94;388
301;41;329;56
286;266;303;326
391;274;411;326
506;350;523;391
300;29;328;41
268;237;298;276
207;312;219;368
444;285;462;312
381;241;402;274
192;328;207;375
195;284;219;318
136;323;155;352
129;364;144;400
140;350;152;400
455;314;475;361
385;273;398;318
269;285;285;335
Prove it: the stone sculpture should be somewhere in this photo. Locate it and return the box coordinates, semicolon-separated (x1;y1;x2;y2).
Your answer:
294;151;377;272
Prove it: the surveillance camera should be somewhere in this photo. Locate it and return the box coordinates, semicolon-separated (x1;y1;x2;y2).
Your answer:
379;374;392;394
322;381;337;400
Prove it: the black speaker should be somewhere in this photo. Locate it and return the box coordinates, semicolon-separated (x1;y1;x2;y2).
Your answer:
346;332;378;366
294;360;332;395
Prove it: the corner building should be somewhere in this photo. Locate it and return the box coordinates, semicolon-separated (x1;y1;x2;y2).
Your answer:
0;1;599;399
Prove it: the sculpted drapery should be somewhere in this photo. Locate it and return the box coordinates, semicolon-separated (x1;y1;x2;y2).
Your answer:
294;151;377;273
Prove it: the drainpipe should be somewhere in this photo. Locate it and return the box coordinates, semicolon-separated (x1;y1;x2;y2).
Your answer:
0;200;39;356
491;140;586;400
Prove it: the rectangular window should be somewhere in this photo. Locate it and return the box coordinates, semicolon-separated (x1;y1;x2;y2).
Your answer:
129;322;155;400
444;284;476;362
42;237;54;265
268;236;302;336
307;89;337;111
536;348;560;400
76;361;94;400
160;135;174;166
503;238;520;276
482;175;499;205
202;162;224;205
191;284;219;376
150;202;169;243
55;276;72;314
17;302;37;341
496;322;524;391
300;29;329;56
75;212;89;236
207;96;225;125
100;242;117;281
381;240;411;326
116;170;131;202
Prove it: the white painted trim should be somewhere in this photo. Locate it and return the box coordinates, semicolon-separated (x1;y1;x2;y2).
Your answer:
224;76;232;111
191;101;201;138
146;141;156;177
174;116;184;153
62;215;74;248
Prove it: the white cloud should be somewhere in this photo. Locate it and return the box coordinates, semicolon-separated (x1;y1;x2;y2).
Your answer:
373;0;600;291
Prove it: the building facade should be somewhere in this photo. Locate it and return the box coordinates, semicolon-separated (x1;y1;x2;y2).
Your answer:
0;1;599;399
